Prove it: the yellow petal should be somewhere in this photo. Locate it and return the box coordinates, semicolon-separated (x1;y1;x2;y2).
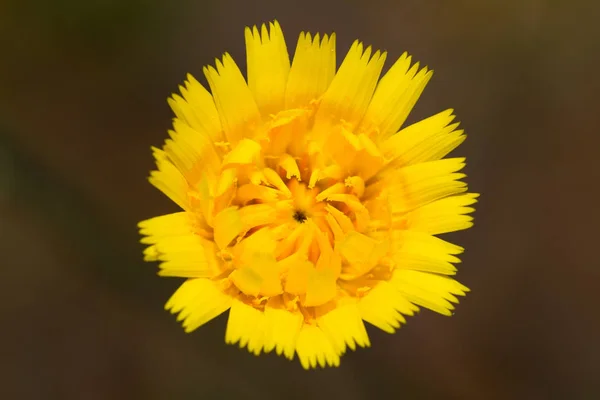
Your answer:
359;53;433;140
230;229;283;296
381;109;464;166
389;158;468;213
149;148;190;211
165;279;232;333
325;213;345;242
358;281;418;333
245;21;290;116
229;266;263;297
263;167;292;196
338;231;389;278
264;297;303;359
295;222;315;257
267;108;311;157
236;183;279;204
204;53;261;144
235;227;277;261
401;193;479;235
314;235;342;278
382;109;454;155
260;272;284;297
344;176;365;198
284;257;313;295
189;177;214;228
146;234;220;278
168;74;223;143
164;119;221;185
222;138;262;168
390;269;469;316
391;230;463;275
304;267;337;307
325;194;370;232
308;168;322;189
323;123;362;171
354;133;385;180
275;223;305;259
226;299;267;355
314;41;387;136
214;168;234;197
317;304;370;353
213;168;237;215
138;212;195;244
239;203;278;231
248;169;267;185
233;252;283;297
213;207;243;249
392;252;458;276
285;32;336;109
295;324;340;369
325;204;355;233
278;153;301;180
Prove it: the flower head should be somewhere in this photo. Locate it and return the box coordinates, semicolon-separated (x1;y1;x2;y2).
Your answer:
139;21;478;369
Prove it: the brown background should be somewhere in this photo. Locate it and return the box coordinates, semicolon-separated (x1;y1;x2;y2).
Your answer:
1;0;599;399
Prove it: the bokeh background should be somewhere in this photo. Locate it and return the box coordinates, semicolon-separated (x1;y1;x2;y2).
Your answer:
1;0;599;398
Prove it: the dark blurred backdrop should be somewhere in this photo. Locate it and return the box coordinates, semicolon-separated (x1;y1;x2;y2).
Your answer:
1;0;599;399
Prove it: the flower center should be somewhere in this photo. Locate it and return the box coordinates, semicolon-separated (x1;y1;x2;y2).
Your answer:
292;210;307;223
208;108;394;314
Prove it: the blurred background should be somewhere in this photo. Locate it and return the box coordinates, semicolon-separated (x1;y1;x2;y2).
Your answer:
1;0;599;398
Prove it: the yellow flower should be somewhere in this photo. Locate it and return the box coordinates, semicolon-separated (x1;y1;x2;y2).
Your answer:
139;20;478;369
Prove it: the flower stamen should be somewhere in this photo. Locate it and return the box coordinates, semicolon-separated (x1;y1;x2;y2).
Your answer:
293;210;308;223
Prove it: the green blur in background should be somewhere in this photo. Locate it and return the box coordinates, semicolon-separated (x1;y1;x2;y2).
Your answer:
1;0;598;398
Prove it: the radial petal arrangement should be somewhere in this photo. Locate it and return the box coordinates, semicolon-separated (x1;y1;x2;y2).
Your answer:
139;20;478;369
